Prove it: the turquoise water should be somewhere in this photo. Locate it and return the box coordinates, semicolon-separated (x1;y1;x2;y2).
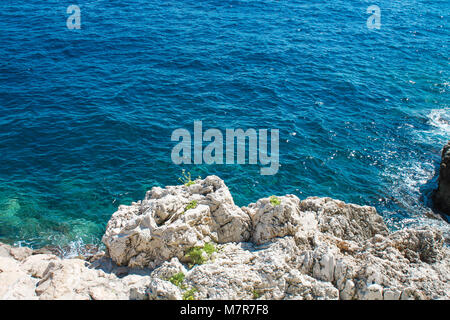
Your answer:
0;0;449;252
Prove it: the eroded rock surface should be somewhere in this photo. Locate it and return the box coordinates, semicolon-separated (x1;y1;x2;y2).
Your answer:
102;176;251;269
0;176;448;300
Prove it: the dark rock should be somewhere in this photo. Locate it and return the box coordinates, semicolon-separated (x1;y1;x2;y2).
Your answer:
433;141;450;215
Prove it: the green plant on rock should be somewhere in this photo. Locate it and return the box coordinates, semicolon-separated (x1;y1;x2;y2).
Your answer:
178;169;196;186
185;242;217;267
252;290;261;299
185;247;206;266
182;287;198;300
168;272;186;289
270;195;281;206
203;242;216;255
184;200;198;212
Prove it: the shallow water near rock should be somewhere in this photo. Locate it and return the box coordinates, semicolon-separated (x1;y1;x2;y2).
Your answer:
0;1;449;251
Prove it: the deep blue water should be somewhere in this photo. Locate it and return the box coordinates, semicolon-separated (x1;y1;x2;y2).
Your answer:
0;0;449;252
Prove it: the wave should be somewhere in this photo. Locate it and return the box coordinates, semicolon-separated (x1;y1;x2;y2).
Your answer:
427;108;450;136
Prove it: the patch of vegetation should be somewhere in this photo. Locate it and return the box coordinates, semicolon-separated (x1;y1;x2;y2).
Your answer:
203;242;216;255
269;195;281;206
178;169;197;186
185;242;217;267
168;272;187;289
252;290;261;299
185;247;206;266
182;287;198;300
184;200;198;211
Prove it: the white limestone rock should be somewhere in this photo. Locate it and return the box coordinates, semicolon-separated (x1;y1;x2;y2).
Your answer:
121;274;152;300
285;270;339;300
244;195;302;245
299;197;389;242
35;259;129;300
103;176;251;268
184;238;339;300
1;176;449;300
151;257;187;280
147;278;182;300
21;254;60;279
0;256;38;300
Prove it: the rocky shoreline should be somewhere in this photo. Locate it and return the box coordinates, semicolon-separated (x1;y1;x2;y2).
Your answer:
0;175;449;300
433;141;450;219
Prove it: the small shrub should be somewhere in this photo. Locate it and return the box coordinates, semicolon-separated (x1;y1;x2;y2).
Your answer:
203;242;217;255
184;200;198;211
252;290;261;299
185;243;217;267
168;272;186;289
270;195;281;206
182;287;197;300
185;247;206;266
178;169;196;186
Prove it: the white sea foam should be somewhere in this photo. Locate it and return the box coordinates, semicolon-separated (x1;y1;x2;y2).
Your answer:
58;236;104;259
380;108;450;240
427;108;450;135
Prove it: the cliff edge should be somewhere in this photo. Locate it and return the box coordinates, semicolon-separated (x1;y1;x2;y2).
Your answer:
1;176;449;300
433;141;450;217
